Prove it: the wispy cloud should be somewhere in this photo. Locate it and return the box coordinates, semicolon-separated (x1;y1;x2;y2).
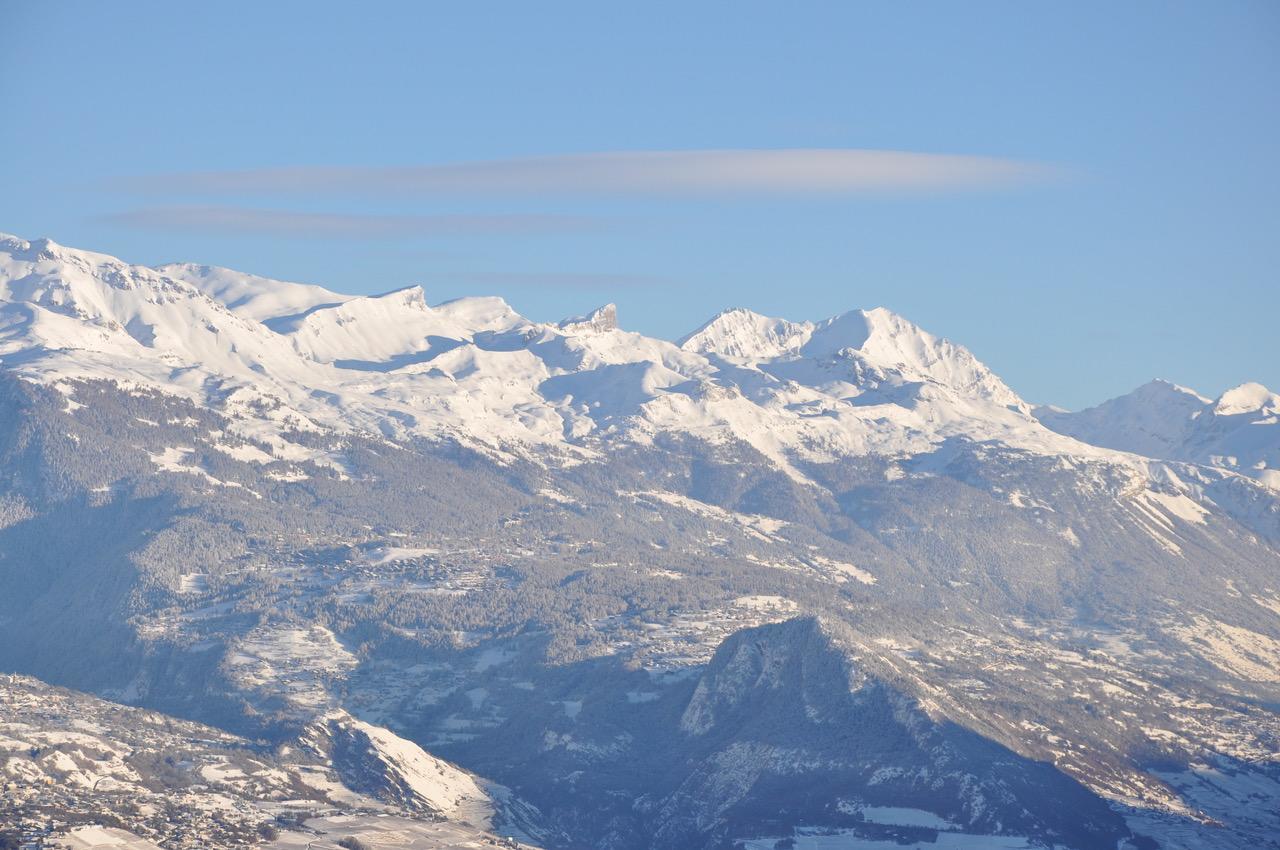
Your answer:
117;149;1052;197
96;206;595;237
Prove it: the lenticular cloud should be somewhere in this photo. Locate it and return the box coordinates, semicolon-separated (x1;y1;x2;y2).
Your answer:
122;148;1050;197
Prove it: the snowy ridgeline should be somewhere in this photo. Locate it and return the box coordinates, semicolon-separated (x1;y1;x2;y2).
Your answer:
2;232;1275;488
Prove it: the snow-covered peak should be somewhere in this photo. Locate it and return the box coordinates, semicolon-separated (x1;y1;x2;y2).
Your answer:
1;233;94;263
1034;379;1206;460
1038;377;1279;487
679;308;813;360
1128;378;1211;406
1214;382;1279;416
558;303;618;334
433;295;528;335
20;234;58;251
797;309;874;359
158;262;352;326
1;232;171;295
1120;378;1210;408
0;231;287;367
679;305;1025;410
807;307;1027;410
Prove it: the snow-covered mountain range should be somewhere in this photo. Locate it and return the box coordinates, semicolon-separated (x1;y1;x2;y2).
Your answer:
1;233;1278;850
1037;379;1280;489
11;232;1273;484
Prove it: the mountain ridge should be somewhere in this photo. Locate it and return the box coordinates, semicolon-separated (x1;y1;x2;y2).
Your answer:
4;232;1274;489
1037;377;1279;488
0;233;1127;469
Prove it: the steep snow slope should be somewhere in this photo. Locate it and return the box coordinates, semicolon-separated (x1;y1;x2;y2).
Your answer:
287;286;470;365
303;710;546;841
1039;379;1280;488
157;261;352;327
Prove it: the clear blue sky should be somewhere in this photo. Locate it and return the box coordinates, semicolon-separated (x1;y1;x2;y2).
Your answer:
2;1;1276;409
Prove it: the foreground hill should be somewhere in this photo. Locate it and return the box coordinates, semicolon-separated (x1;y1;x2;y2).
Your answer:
0;673;544;848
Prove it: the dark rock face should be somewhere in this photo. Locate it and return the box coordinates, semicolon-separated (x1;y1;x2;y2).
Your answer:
448;617;1132;850
658;618;1129;848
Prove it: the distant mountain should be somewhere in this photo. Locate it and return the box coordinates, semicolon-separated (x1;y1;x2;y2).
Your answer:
1037;379;1280;488
1;233;1278;850
680;305;1029;411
